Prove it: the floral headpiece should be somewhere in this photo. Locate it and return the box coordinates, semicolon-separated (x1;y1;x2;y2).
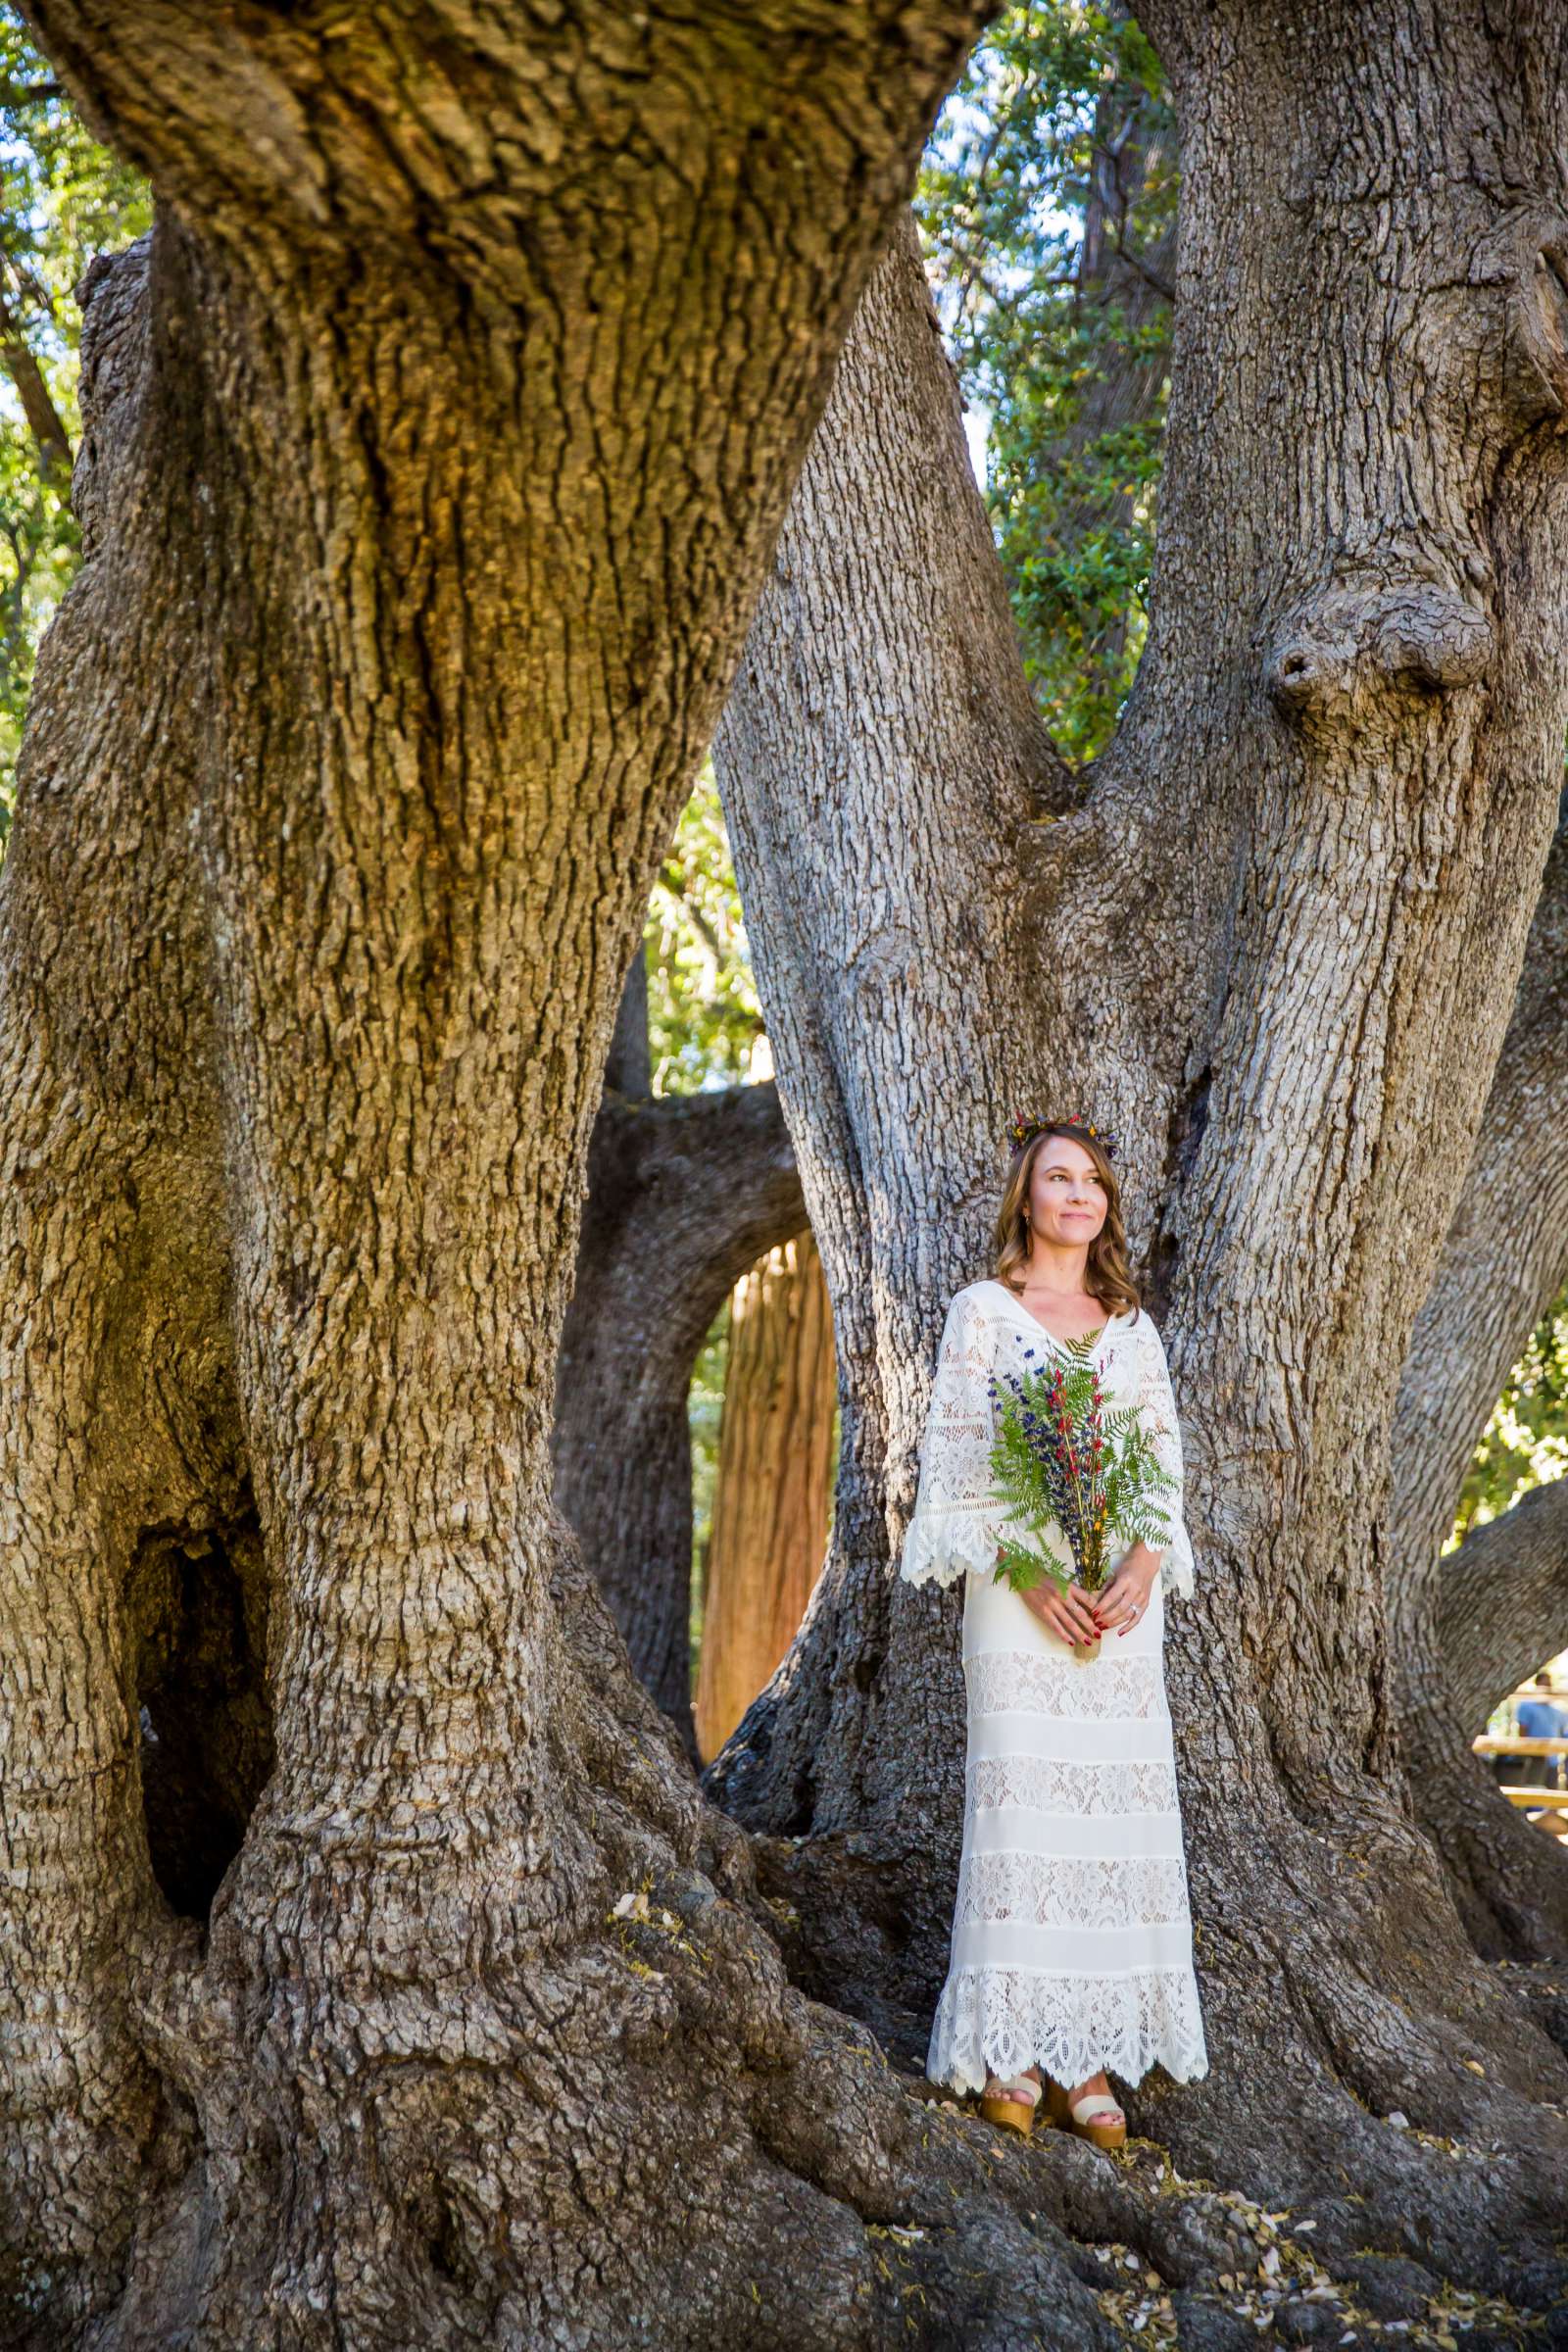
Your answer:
1005;1110;1120;1166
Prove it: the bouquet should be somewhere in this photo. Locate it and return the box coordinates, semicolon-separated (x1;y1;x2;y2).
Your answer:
986;1334;1178;1596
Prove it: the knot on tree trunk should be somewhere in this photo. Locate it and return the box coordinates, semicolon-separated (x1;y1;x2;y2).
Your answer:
1468;206;1568;429
1265;572;1494;724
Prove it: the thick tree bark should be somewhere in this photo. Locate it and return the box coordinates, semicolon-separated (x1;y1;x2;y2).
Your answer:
0;6;1009;2343
1386;800;1568;1956
694;1231;836;1764
708;0;1568;2297
708;212;1076;2057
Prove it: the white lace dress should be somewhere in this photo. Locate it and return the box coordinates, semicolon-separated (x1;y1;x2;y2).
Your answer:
899;1278;1209;2095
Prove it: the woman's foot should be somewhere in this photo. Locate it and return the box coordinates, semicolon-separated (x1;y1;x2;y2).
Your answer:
982;2064;1042;2104
979;2064;1042;2133
1045;2068;1127;2148
1067;2069;1122;2125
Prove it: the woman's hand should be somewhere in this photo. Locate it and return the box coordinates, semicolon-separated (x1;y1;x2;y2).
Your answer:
1020;1574;1102;1648
1089;1550;1157;1638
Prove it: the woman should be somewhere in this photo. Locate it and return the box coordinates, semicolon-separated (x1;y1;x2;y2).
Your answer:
899;1111;1209;2146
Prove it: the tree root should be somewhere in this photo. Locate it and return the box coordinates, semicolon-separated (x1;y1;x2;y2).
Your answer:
10;1532;1561;2347
707;1763;1568;2343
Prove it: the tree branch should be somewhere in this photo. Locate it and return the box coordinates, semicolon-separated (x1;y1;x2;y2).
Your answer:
1440;1475;1568;1735
1392;797;1568;1592
0;313;72;480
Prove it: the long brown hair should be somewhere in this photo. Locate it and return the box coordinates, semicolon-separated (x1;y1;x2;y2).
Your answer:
991;1122;1142;1321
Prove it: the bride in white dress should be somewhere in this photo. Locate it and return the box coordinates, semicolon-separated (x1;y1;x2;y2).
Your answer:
900;1112;1209;2144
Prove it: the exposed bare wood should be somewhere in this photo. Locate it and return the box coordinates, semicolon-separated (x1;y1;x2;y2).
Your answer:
695;1232;836;1763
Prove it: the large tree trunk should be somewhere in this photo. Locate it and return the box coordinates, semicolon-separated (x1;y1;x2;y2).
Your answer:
708;0;1568;2293
0;7;1005;2342
694;1230;836;1763
709;212;1076;2043
1385;801;1568;1956
554;947;808;1758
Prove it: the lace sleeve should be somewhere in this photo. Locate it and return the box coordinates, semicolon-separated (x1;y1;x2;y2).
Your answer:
1130;1312;1196;1600
898;1287;1004;1592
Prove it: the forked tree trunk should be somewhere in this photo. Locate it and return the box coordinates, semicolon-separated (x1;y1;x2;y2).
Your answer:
710;213;1078;2044
695;1232;836;1763
0;6;1005;2342
709;0;1568;2291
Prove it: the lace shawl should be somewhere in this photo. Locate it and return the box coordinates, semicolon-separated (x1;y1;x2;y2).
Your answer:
897;1287;1006;1591
897;1283;1197;1601
1125;1307;1196;1601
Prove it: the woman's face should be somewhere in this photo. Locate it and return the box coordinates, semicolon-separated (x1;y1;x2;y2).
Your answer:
1028;1136;1108;1250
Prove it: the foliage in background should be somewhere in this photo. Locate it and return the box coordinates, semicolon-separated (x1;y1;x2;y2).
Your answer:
644;764;763;1100
0;10;149;838
1460;1291;1568;1726
916;3;1175;762
1455;1290;1568;1543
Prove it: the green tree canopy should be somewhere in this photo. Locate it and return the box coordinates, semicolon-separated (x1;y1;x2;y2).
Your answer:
0;6;148;834
916;3;1175;762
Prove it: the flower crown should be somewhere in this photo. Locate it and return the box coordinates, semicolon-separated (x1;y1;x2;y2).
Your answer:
1005;1110;1120;1165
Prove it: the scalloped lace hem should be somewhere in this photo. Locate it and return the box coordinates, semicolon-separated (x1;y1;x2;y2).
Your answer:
899;1513;1003;1591
926;1963;1209;2094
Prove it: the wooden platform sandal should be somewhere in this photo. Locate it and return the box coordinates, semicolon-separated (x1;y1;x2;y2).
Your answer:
979;2068;1043;2135
1045;2076;1127;2150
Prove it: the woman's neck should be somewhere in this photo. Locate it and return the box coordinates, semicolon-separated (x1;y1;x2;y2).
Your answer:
1020;1245;1092;1297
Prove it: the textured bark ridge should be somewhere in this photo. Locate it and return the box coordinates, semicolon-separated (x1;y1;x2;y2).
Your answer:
0;7;1034;2344
709;0;1568;2302
1387;805;1568;1959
